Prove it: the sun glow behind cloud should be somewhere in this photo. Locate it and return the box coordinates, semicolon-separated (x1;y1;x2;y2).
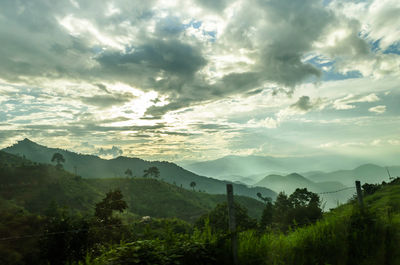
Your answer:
0;0;399;163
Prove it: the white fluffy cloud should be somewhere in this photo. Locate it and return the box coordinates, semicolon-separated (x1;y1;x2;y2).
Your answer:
369;105;386;114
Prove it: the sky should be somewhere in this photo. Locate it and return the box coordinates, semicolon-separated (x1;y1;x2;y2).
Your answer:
0;0;399;164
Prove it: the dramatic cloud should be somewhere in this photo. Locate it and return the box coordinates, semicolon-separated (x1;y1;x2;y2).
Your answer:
0;0;399;162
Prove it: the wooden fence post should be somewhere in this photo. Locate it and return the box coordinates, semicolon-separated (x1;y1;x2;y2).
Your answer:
355;180;364;209
226;184;238;265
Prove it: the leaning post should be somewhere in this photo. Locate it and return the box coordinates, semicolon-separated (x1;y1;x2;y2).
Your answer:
226;184;238;265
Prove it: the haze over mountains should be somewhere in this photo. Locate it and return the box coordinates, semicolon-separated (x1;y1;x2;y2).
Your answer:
184;154;400;208
2;139;276;201
184;155;374;183
3;138;399;209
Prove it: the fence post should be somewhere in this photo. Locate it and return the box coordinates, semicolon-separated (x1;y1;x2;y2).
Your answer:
355;180;364;209
226;184;238;265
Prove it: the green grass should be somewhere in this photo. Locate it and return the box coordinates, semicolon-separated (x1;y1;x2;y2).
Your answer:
234;181;400;265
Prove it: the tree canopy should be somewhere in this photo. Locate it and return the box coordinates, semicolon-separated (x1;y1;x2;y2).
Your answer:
94;189;128;225
143;166;160;178
261;188;322;231
51;153;65;169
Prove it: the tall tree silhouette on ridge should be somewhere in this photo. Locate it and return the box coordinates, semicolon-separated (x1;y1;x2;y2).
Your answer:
51;153;65;169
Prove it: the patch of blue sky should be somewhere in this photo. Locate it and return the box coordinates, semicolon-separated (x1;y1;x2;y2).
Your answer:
322;70;362;81
305;56;362;81
365;38;400;55
369;38;382;53
183;20;201;29
205;30;216;42
383;43;400;55
184;20;216;42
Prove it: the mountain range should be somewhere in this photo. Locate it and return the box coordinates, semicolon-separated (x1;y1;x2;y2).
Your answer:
253;164;400;209
0;150;265;222
2;139;276;200
184;154;374;181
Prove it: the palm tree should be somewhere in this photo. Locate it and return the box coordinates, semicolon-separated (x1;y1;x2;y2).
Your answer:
190;181;196;191
51;153;65;169
143;166;160;178
125;168;133;177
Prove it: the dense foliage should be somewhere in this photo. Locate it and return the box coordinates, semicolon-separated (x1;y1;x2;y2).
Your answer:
2;151;400;265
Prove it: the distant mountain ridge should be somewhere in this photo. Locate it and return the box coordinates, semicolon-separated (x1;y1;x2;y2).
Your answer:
184;154;372;179
2;139;276;200
254;172;350;209
306;163;400;186
253;163;400;209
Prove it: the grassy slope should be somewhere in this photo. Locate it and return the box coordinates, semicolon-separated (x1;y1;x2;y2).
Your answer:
88;177;264;222
0;151;264;222
237;180;400;265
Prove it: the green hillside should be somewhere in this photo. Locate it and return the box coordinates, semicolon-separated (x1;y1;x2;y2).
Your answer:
72;174;400;265
0;151;265;222
2;139;276;200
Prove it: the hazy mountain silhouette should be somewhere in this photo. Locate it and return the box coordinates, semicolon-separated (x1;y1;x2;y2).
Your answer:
306;163;400;186
184;154;371;180
2;139;276;200
254;172;351;209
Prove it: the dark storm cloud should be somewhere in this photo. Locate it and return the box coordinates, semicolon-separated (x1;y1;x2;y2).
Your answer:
291;96;313;111
96;39;207;79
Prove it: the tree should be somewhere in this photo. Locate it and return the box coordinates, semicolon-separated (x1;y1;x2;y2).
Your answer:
51;153;65;169
95;189;128;225
271;189;322;231
288;188;322;225
91;190;129;245
273;192;292;230
257;192;272;204
143;166;160;178
125;168;133;178
260;200;274;229
40;202;89;265
190;181;196;191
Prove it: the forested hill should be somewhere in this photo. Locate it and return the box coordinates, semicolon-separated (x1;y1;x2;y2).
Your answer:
2;139;276;200
0;151;265;222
